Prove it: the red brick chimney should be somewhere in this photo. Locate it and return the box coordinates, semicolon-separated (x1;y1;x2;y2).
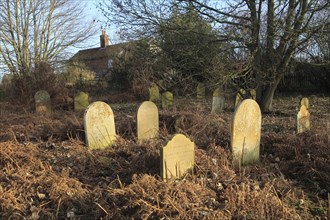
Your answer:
100;30;109;48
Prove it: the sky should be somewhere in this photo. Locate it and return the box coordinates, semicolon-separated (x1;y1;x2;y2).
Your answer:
75;0;121;53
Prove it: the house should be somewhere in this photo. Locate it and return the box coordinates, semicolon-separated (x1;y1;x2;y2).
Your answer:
70;30;134;80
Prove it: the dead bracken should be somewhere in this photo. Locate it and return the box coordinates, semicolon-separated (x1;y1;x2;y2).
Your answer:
0;94;329;219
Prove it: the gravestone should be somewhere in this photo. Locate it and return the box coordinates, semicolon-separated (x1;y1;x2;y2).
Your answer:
231;99;261;167
162;91;173;109
211;88;225;113
84;101;117;149
160;134;194;180
149;83;160;102
297;105;310;133
197;83;205;99
34;90;51;113
235;88;246;108
74;91;89;112
137;101;159;141
300;97;309;109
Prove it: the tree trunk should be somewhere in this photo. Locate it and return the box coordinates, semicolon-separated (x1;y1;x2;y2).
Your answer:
259;75;282;112
259;84;276;112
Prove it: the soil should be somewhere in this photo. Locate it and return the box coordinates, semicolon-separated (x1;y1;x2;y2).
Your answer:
0;92;329;219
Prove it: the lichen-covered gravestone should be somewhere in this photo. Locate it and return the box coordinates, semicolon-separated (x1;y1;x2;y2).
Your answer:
149;83;160;102
297;105;310;133
137;101;159;141
300;97;309;109
231;99;261;167
211;88;225;113
162;91;173;109
84;101;117;149
197;83;205;99
34;90;51;113
161;134;194;180
74;91;89;112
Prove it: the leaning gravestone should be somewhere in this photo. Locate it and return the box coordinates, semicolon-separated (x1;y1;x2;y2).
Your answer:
211;88;225;113
197;83;205;99
74;91;89;112
149;83;160;102
160;134;194;180
162;91;173;109
231;99;261;167
84;101;117;149
34;90;51;113
137;101;159;141
300;97;309;109
297;105;310;133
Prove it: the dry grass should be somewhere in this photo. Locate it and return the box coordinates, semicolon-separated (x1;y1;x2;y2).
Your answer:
0;94;329;219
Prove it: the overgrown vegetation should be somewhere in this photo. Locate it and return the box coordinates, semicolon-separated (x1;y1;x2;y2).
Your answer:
0;94;329;219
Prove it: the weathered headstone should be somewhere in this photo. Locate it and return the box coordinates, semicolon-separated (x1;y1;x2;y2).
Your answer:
34;90;51;113
137;101;159;141
74;91;89;112
162;91;173;109
235;88;246;108
160;134;194;180
300;97;309;109
149;83;160;102
197;83;205;99
211;88;225;113
84;101;117;149
231;99;261;167
297;105;310;133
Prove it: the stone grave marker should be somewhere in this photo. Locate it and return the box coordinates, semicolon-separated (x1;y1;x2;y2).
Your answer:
297;105;310;133
137;101;159;141
74;91;89;112
300;97;309;109
34;90;51;113
160;134;194;180
231;99;261;167
84;101;117;149
162;91;173;109
197;83;205;99
211;88;225;113
149;83;160;102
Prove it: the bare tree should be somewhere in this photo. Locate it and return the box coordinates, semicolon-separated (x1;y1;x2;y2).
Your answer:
184;0;330;111
100;0;329;112
0;0;97;77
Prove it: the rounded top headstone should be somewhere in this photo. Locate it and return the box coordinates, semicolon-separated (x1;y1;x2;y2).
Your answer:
34;90;50;101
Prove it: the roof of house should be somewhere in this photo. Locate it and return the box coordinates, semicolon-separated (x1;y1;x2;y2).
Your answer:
71;41;134;62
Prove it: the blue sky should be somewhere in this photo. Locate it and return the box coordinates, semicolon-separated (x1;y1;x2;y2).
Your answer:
75;0;121;53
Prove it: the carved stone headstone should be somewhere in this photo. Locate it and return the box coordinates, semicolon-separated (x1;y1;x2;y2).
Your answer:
149;83;160;102
162;91;173;109
34;90;51;113
84;101;117;149
297;105;310;133
231;99;261;167
160;134;194;180
74;91;89;112
137;101;159;141
300;97;309;109
197;83;205;99
211;88;225;113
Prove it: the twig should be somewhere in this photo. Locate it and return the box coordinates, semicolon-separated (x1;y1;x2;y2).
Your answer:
94;202;109;215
